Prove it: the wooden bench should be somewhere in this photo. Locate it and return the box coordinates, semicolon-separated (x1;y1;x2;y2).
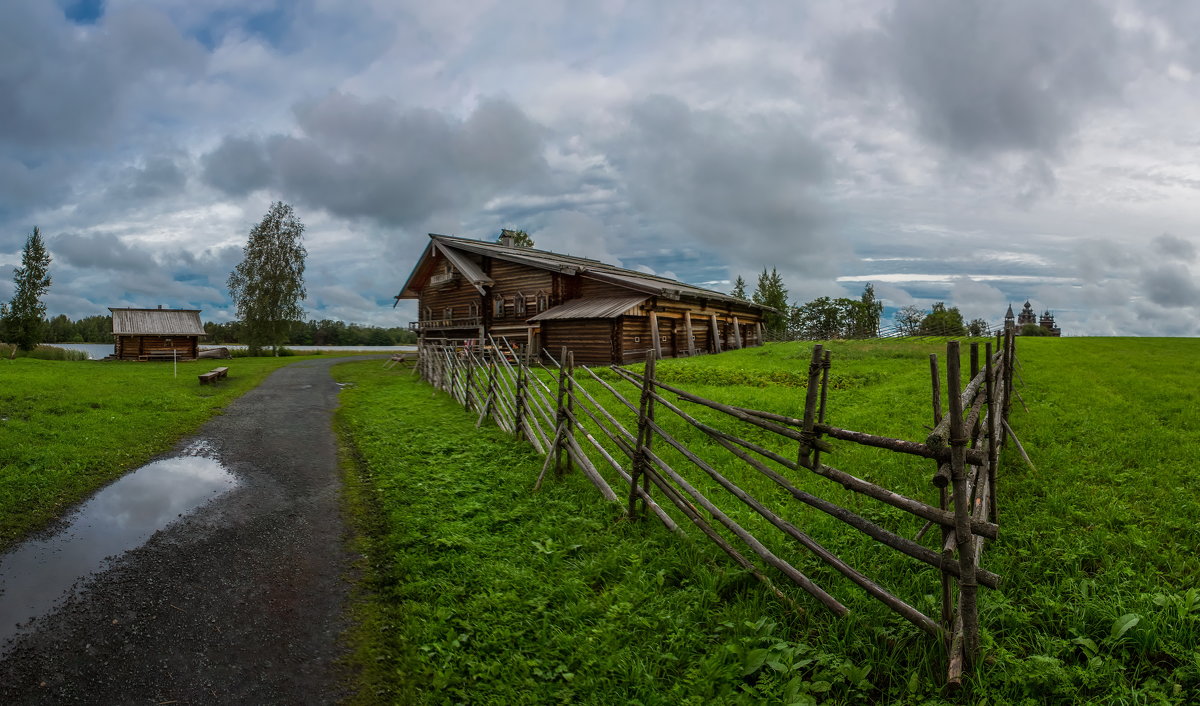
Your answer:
198;366;229;385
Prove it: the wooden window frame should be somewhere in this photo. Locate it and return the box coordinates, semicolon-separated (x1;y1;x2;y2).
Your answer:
493;294;505;318
535;290;549;313
515;291;527;317
443;306;454;321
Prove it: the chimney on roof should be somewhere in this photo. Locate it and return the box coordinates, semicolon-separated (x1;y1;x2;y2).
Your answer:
498;230;515;247
157;304;163;309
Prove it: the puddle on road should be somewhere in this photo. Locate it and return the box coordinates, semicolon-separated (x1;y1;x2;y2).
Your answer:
0;441;237;650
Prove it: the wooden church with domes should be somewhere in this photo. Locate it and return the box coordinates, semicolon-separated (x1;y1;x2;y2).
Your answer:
1004;301;1061;336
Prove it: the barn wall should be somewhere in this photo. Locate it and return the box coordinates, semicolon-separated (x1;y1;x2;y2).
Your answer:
542;320;616;365
114;335;199;361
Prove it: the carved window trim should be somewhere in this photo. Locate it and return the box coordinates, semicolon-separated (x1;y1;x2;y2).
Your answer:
443;306;454;321
493;294;505;318
535;290;549;313
467;302;479;319
515;291;527;317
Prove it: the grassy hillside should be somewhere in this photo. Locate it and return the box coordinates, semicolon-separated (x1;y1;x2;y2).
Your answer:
337;337;1200;704
0;355;330;550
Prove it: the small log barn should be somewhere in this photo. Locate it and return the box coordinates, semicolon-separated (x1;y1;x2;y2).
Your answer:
109;307;206;361
396;233;770;365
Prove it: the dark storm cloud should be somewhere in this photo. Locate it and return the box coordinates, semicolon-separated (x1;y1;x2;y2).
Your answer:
608;95;835;275
200;94;548;227
830;1;1129;157
108;154;189;201
1141;262;1200;308
53;231;158;274
201;137;273;196
1153;233;1197;262
0;1;205;150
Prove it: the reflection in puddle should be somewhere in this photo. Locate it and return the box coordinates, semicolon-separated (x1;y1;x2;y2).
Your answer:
0;442;237;650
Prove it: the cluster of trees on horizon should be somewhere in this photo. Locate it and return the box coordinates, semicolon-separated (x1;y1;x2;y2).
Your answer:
2;313;417;347
731;270;995;339
2;202;416;354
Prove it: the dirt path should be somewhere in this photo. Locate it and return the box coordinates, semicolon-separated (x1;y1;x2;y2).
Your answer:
0;357;376;704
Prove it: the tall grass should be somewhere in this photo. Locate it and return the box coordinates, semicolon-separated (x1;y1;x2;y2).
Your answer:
0;343;90;361
337;337;1200;703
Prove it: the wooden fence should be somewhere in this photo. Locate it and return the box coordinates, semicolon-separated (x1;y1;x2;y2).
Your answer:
412;332;1017;686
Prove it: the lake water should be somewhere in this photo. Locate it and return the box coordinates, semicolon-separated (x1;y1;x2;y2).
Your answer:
51;343;417;360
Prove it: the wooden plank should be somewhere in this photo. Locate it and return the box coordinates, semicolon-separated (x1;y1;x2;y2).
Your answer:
732;316;743;349
683;311;697;357
709;314;722;353
649;311;662;359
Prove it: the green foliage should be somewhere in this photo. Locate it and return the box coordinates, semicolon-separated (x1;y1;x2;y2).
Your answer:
787;285;881;339
730;275;747;299
894;304;924;335
0;355;319;550
498;228;534;247
44;314;113;343
967;318;990;337
227;202;307;356
204;318;417;346
1020;322;1054;336
2;227;53;351
918;302;966;336
752;268;789;334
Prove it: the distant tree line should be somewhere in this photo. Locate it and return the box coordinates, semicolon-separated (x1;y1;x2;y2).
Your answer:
732;269;994;341
732;268;884;340
205;319;417;346
895;303;989;337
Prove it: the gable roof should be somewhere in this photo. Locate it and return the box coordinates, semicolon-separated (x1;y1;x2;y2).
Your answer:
110;308;205;336
397;233;765;309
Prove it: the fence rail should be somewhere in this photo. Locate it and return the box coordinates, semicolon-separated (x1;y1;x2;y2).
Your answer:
411;332;1017;686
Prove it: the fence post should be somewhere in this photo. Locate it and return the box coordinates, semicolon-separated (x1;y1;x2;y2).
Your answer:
629;349;657;519
985;342;998;521
946;340;980;666
514;360;527;443
798;344;824;468
969;342;980;442
553;346;569;476
564;351;576;475
812;349;832;468
464;352;475;412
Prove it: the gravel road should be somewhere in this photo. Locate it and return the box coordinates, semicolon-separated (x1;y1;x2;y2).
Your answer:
0;356;375;704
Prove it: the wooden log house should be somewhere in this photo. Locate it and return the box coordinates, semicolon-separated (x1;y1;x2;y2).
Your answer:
395;233;771;365
109;307;206;361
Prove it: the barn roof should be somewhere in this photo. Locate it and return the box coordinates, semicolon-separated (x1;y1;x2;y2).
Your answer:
110;308;206;336
527;295;649;321
397;233;768;310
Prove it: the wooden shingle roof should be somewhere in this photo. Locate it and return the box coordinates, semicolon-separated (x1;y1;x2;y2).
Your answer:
397;233;767;310
109;308;205;336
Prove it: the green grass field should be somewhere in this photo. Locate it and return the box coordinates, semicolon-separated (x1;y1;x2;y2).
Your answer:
0;355;328;549
336;337;1200;704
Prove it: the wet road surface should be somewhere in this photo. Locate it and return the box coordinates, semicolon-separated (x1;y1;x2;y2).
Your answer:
0;357;374;704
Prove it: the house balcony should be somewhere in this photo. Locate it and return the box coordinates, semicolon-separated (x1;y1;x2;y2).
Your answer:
409;317;483;331
430;272;460;287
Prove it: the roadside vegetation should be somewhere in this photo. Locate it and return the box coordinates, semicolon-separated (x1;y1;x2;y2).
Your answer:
0;355;329;550
336;337;1199;704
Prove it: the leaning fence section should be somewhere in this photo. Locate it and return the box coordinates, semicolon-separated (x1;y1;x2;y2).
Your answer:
412;331;1017;686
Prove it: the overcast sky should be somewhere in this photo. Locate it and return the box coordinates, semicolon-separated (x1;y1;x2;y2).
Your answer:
2;0;1199;335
